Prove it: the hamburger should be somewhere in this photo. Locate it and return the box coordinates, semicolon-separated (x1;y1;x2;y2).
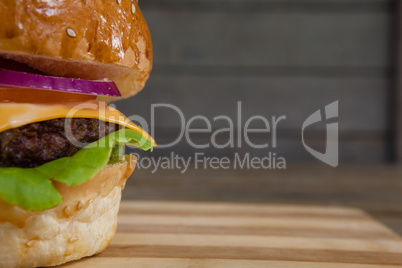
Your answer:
0;0;154;267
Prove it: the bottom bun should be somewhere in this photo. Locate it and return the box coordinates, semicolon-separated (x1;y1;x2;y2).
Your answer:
0;155;136;268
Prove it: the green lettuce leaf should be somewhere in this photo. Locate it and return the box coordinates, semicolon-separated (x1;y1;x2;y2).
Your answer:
0;129;153;211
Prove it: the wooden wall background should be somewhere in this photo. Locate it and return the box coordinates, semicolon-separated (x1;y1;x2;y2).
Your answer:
115;0;396;164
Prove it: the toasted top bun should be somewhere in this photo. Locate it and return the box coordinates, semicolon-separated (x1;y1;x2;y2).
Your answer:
0;0;152;100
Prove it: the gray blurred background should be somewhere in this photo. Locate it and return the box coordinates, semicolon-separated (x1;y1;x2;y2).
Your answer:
115;0;396;164
114;0;402;234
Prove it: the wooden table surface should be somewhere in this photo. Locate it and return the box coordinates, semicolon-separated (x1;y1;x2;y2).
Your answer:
62;201;402;267
122;165;402;235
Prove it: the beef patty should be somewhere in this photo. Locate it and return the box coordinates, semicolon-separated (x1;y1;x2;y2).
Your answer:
0;118;120;168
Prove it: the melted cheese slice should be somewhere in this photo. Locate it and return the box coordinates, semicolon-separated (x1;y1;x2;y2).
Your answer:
0;102;155;146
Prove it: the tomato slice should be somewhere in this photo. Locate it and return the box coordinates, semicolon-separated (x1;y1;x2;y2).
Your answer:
0;87;97;104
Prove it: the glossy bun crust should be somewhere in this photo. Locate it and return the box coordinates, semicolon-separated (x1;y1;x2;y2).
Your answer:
0;0;152;99
0;156;136;268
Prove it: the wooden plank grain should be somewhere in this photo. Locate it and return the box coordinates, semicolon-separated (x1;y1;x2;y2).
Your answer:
108;202;402;265
116;213;393;233
116;223;400;240
115;202;398;236
61;258;397;268
121;166;402;237
101;245;402;265
118;202;367;217
60;201;402;267
109;233;402;253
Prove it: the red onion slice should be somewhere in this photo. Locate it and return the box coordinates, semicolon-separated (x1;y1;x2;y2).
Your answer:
0;69;121;97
